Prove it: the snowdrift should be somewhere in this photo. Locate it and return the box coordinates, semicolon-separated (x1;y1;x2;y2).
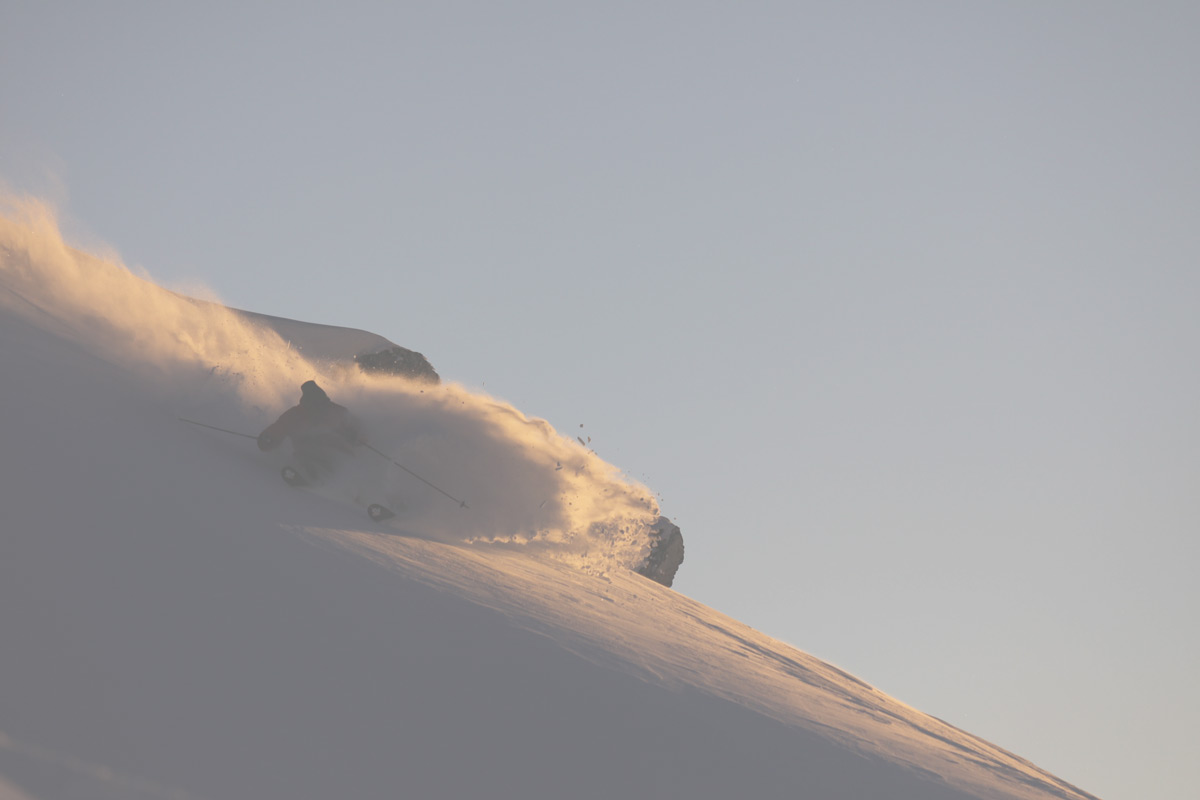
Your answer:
0;203;1098;800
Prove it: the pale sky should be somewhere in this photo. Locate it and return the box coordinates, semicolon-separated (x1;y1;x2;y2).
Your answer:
3;4;1198;799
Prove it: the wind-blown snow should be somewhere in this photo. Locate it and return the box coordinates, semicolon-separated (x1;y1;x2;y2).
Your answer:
0;198;661;575
0;200;1100;800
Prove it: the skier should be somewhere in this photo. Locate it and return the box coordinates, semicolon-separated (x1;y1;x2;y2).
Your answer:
258;380;362;482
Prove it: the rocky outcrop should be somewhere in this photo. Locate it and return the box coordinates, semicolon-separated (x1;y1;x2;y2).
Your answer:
353;345;439;383
636;516;685;587
227;306;440;383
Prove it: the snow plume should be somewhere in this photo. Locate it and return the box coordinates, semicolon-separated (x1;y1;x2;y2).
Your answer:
339;378;661;574
0;196;308;410
0;196;661;572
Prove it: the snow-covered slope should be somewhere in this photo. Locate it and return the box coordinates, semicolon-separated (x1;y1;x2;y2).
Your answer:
0;205;1099;800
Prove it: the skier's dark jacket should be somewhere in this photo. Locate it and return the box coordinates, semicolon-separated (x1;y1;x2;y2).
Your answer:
257;381;361;454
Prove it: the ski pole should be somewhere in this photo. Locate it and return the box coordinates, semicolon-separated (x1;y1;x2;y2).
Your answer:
360;441;468;509
178;417;259;440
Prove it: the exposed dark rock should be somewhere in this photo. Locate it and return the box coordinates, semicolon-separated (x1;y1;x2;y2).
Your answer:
354;346;440;383
636;516;685;587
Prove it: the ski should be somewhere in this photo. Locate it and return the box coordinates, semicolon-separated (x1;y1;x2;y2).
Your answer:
181;415;408;532
281;466;310;487
367;504;395;522
281;465;400;525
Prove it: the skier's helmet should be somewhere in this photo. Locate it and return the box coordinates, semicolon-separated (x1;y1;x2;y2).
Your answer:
299;380;331;409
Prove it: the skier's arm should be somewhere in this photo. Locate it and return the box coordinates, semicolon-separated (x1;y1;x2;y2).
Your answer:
257;407;304;451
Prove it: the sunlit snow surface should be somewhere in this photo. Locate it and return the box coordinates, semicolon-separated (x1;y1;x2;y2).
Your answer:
0;202;1099;799
318;529;1097;800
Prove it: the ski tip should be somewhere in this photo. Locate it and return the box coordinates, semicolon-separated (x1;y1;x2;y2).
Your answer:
368;504;396;522
281;466;309;487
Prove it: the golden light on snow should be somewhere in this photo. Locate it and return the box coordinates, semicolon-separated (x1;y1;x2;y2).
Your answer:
0;195;661;573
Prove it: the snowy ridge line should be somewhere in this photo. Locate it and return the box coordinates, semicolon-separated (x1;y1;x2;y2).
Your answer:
913;715;1102;800
664;611;1099;800
303;526;1095;800
686;621;1101;800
